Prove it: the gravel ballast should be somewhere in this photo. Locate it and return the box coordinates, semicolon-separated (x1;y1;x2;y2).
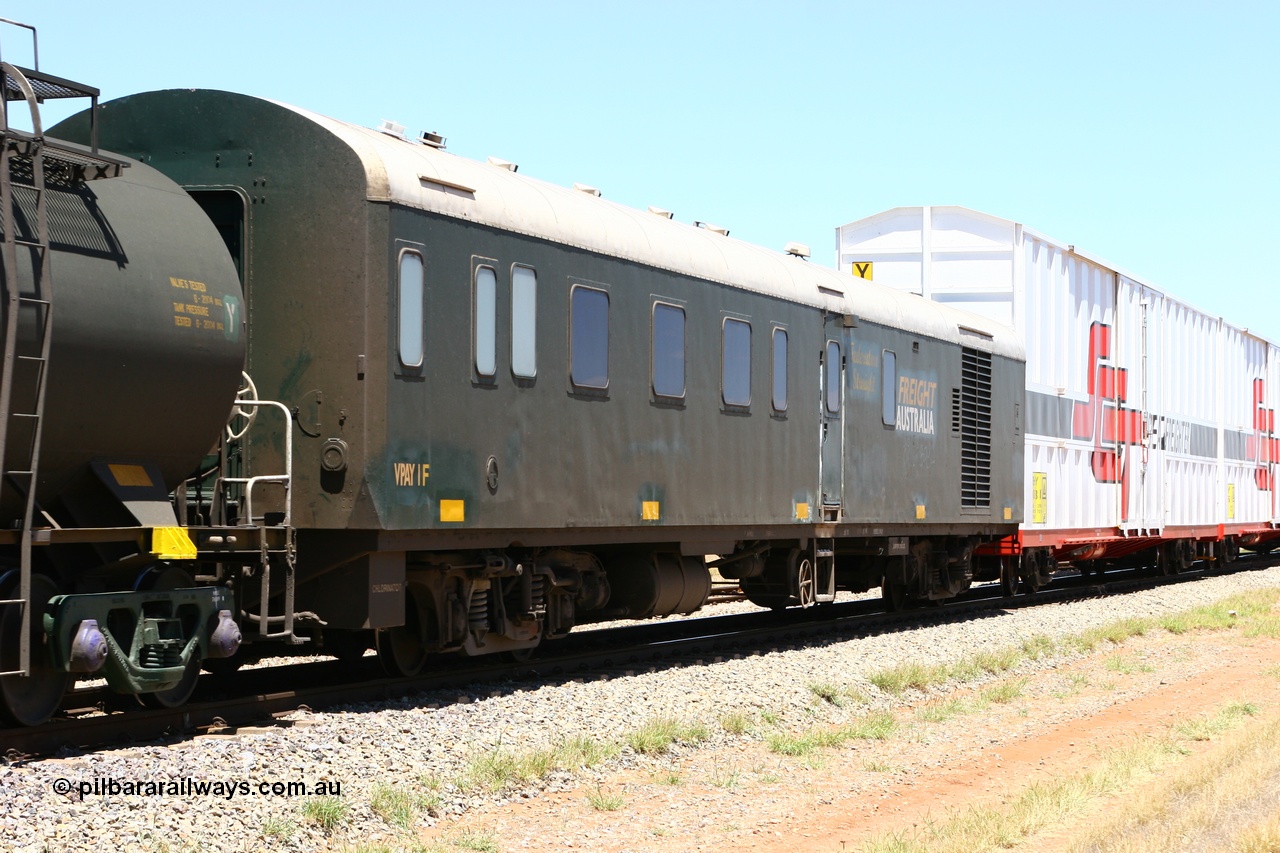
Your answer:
4;564;1280;852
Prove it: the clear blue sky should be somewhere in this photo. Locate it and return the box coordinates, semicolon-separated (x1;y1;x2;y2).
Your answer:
12;2;1279;339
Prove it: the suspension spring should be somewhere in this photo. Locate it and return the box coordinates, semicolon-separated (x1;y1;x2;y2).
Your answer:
530;575;546;615
468;587;489;632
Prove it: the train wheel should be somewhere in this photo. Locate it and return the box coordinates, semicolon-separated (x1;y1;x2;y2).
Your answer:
324;629;371;664
795;558;816;608
202;655;245;676
1179;540;1196;572
137;566;202;709
881;580;909;611
0;573;71;727
506;645;538;663
1000;557;1020;597
140;656;202;709
376;586;432;677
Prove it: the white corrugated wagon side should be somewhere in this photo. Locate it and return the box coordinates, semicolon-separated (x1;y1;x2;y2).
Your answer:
836;206;1280;581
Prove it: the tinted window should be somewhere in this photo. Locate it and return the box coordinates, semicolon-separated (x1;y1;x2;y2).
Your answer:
722;319;751;407
653;303;685;398
475;266;496;377
825;340;841;414
398;250;424;368
772;328;788;412
511;266;537;378
882;350;897;426
570;286;609;389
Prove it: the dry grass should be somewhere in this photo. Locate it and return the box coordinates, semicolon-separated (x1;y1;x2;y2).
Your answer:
857;700;1273;853
1066;705;1280;853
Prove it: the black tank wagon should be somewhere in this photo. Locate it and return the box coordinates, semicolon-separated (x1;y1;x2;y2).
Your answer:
1;81;1025;724
0;62;252;725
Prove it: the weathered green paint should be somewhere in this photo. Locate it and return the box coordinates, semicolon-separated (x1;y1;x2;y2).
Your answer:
44;586;232;693
53;89;1024;604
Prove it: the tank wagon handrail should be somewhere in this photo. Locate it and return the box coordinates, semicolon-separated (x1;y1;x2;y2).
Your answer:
215;399;293;528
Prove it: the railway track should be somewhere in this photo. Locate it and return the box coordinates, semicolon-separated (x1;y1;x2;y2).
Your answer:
3;559;1268;760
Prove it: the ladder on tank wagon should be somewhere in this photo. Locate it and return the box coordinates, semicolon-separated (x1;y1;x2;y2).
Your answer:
0;27;127;678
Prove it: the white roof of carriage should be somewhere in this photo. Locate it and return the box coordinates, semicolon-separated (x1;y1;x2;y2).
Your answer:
279;101;1021;359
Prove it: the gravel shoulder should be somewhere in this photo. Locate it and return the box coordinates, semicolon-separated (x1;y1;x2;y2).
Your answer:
5;566;1280;852
424;579;1280;852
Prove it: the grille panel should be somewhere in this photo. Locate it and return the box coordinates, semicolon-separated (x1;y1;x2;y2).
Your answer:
960;348;992;508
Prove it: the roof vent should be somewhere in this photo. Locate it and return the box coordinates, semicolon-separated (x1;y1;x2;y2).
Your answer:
573;182;601;197
419;130;447;149
695;221;730;237
785;241;811;259
648;206;674;219
378;119;408;140
487;156;518;172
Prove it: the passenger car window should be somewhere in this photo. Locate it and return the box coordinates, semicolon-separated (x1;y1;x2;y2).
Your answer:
772;328;788;412
722;319;751;407
511;266;537;378
570;285;609;389
825;340;841;414
398;250;424;368
653;303;686;398
474;265;496;377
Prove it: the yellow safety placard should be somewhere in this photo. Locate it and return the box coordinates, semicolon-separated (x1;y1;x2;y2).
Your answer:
1032;472;1047;524
439;500;465;523
851;262;873;281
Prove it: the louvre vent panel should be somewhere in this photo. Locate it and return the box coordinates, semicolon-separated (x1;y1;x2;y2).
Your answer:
960;347;993;507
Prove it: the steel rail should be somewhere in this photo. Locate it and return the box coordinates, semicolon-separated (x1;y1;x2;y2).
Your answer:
3;557;1273;760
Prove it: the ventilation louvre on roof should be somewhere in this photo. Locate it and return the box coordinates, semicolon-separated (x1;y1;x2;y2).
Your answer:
377;119;407;140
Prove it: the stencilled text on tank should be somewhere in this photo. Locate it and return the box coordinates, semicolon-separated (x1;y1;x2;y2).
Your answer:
896;374;938;436
170;278;227;333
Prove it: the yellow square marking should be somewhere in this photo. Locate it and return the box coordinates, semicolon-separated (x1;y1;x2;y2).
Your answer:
109;464;153;488
795;502;810;521
439;500;465;523
1004;506;1013;521
915;504;926;520
641;501;661;521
